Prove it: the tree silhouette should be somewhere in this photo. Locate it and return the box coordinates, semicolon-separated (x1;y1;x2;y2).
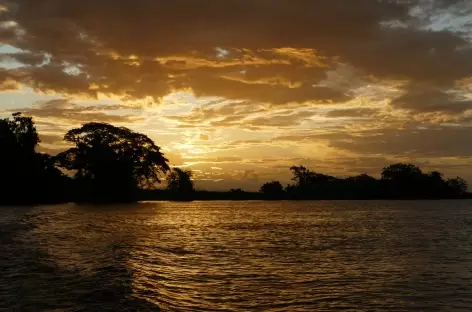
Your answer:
381;163;425;198
260;181;285;199
230;188;244;193
447;177;468;196
280;163;469;200
167;168;194;201
0;113;67;204
290;166;313;188
381;163;423;181
0;113;39;203
345;174;379;199
56;122;169;203
288;166;340;199
0;112;39;154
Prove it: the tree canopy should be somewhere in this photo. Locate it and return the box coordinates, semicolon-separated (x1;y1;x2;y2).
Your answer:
56;122;170;202
0;113;67;204
167;168;194;201
260;181;284;199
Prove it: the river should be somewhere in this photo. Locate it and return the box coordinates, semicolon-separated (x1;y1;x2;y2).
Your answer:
1;201;472;311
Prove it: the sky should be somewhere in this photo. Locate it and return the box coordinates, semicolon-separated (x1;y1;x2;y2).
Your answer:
1;0;472;190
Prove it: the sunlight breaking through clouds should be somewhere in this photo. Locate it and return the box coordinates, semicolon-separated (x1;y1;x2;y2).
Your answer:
1;0;472;189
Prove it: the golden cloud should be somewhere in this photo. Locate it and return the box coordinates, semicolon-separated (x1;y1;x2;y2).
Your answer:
0;0;470;109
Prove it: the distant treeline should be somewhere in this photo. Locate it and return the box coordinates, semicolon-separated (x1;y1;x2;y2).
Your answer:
259;165;469;200
0;113;469;205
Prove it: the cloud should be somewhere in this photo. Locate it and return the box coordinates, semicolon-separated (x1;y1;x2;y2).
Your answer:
39;133;63;145
1;52;45;66
241;170;259;180
188;73;349;105
36;133;70;155
164;100;266;128
390;87;472;113
10;98;144;125
0;68;20;90
164;151;185;166
325;108;380;118
337;28;470;86
17;66;96;97
279;125;472;158
246;111;317;127
187;156;244;164
2;0;472;188
1;0;471;108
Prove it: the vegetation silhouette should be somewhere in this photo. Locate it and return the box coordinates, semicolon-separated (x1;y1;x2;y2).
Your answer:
260;181;285;200
0;113;469;205
276;164;468;200
56;122;170;203
0;113;68;204
166;168;194;201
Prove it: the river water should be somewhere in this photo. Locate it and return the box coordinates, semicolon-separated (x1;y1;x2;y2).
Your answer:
1;201;472;311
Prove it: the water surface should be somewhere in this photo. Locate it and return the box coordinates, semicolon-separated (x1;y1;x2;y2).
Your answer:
1;200;472;311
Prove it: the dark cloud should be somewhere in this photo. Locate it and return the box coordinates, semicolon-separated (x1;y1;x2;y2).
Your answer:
14;98;143;124
20;66;96;97
1;52;45;65
10;0;407;53
0;19;19;45
337;28;471;86
0;0;470;107
279;125;472;158
390;87;472;113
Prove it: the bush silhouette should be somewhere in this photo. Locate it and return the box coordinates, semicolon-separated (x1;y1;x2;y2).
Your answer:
260;181;285;199
167;168;194;201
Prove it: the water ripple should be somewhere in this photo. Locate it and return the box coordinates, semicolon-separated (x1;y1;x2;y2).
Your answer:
1;201;472;311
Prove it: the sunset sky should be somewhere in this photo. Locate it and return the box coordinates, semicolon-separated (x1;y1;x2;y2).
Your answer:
1;0;472;190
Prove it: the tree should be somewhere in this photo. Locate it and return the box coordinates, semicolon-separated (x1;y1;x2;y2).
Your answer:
57;122;169;202
381;163;425;198
290;166;313;188
0;112;40;203
447;177;468;197
289;166;339;198
422;171;449;198
167;168;194;200
259;181;285;199
0;113;67;204
345;174;380;199
381;163;423;181
0;112;39;154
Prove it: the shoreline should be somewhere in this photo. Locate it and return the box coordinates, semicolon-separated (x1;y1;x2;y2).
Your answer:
2;197;472;207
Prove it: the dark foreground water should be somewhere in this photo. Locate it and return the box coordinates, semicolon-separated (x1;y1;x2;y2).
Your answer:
1;201;472;311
